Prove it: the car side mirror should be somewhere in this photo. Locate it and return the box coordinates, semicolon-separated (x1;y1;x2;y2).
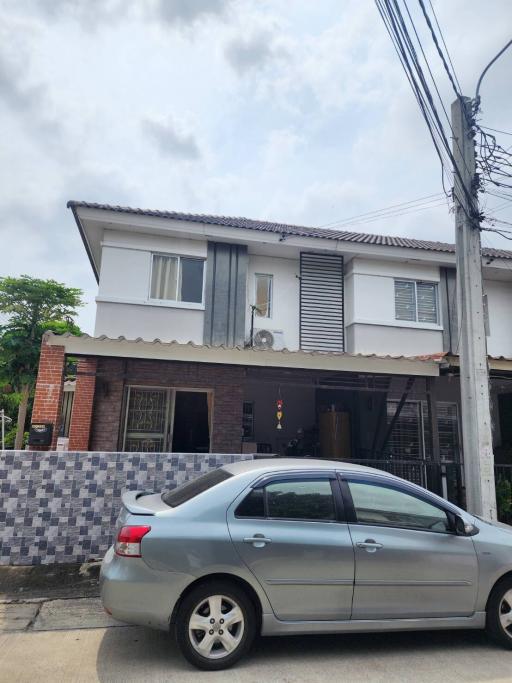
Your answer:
454;514;479;537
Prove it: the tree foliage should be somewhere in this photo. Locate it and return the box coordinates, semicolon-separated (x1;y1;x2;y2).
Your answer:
0;275;83;448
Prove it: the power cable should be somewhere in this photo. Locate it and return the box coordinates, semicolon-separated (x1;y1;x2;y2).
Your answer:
317;192;445;228
376;0;477;216
426;0;462;92
481;125;512;138
417;0;461;99
322;199;448;230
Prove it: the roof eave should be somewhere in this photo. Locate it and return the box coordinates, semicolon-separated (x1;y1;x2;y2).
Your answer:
43;331;441;377
68;202;99;283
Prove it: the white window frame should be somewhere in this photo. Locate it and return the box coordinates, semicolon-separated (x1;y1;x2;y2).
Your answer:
149;253;206;307
254;273;273;319
394;279;439;325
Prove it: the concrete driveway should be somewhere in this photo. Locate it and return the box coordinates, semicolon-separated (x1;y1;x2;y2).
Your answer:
2;620;512;683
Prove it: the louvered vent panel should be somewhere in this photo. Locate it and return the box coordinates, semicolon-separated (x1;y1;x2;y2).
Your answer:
300;253;344;352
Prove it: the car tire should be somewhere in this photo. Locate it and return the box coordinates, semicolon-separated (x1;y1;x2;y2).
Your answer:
486;576;512;649
175;580;257;670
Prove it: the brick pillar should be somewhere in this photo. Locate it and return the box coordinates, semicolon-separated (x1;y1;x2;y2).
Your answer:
31;342;66;450
68;357;98;451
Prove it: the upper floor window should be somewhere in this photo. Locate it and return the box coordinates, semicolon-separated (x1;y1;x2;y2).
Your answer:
255;273;273;318
394;280;438;324
150;254;204;304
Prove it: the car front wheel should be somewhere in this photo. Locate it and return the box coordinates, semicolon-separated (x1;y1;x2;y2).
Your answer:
175;580;257;670
486;577;512;649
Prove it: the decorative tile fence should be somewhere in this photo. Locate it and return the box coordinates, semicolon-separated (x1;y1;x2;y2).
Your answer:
0;451;253;566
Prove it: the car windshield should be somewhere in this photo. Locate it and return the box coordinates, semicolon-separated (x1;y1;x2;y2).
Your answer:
162;468;233;507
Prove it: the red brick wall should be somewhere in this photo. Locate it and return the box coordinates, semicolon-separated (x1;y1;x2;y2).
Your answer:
90;358;246;453
90;358;126;452
68;357;98;451
31;343;65;450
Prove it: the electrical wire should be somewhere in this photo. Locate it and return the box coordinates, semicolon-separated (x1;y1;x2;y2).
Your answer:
417;0;461;99
317;192;445;229
321;200;448;230
426;0;462;93
481;125;512;138
375;0;477;218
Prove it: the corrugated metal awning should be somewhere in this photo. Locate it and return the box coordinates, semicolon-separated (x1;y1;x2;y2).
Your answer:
43;332;442;377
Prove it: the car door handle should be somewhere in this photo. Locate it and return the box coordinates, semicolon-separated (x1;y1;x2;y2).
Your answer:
243;535;272;547
356;539;383;552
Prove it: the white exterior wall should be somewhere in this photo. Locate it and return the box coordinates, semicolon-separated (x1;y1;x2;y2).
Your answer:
246;254;300;350
344;257;443;356
94;229;207;343
95;302;204;343
90;223;511;358
484;279;512;358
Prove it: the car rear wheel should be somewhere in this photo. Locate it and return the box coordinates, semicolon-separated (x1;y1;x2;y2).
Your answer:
175;580;257;670
486;577;512;649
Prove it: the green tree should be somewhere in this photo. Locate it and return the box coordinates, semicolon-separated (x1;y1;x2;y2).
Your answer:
0;276;83;449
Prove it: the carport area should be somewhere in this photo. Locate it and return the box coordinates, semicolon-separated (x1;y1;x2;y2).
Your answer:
242;365;464;504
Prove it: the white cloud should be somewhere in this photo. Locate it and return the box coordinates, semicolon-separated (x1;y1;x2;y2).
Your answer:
154;0;231;26
142;117;201;160
1;0;512;334
224;29;288;75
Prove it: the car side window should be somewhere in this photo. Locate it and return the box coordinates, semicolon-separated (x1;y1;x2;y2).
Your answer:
266;480;335;521
347;481;451;533
235;488;264;518
235;478;336;521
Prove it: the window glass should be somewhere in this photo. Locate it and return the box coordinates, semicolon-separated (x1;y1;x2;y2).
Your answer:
394;280;416;321
394;280;438;324
348;481;450;532
417;281;438;323
124;387;168;452
180;258;204;303
242;402;254;439
266;480;335;521
236;489;264;517
255;274;272;318
437;403;460;463
150;254;204;303
386;401;422;459
162;468;232;507
151;255;178;300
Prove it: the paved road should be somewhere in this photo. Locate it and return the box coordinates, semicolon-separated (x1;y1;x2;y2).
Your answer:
2;622;512;683
1;598;511;682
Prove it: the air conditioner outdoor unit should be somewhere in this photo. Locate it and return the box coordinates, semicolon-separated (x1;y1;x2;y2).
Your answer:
252;329;285;350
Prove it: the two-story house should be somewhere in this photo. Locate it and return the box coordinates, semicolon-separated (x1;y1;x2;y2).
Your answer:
31;201;512;503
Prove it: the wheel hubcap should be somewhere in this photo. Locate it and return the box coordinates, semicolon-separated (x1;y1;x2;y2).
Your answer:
500;589;512;638
188;594;245;659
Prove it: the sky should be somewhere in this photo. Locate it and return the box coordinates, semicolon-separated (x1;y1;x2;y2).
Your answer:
1;0;511;333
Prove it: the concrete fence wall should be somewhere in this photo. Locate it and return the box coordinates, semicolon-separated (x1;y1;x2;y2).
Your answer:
0;451;253;566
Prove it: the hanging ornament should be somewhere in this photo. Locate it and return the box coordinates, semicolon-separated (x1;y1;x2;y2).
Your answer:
276;398;283;430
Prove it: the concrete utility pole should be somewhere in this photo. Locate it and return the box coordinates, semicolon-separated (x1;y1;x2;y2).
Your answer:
452;96;497;520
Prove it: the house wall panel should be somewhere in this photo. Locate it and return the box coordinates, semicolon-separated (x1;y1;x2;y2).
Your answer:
246;254;300;350
90;358;246;453
94;302;204;343
349;323;443;356
484;279;512;359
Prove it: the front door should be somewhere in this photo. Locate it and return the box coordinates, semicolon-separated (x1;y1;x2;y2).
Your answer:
344;477;478;619
122;386;211;453
227;474;354;621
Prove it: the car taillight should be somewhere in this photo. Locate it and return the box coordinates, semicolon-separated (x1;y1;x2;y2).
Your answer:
115;525;151;558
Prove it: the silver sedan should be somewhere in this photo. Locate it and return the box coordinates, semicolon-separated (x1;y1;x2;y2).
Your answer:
100;458;512;670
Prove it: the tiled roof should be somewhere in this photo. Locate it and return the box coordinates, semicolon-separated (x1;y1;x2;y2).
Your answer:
67;200;512;260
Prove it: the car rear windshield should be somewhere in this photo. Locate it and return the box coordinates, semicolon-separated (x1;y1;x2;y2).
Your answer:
162;468;233;507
